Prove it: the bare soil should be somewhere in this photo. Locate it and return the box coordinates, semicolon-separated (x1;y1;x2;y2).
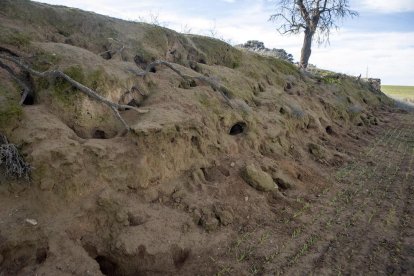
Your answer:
0;2;413;275
0;110;412;276
198;111;414;276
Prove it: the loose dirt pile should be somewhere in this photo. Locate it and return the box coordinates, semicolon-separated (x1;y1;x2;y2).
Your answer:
0;1;413;275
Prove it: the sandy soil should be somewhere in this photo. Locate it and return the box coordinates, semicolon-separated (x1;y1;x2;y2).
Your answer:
0;109;413;276
197;111;414;276
0;2;413;275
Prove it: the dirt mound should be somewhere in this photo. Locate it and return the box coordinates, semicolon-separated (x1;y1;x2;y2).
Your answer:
1;1;412;275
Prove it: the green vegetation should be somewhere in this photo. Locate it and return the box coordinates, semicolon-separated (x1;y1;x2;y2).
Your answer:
189;35;242;69
382;85;414;104
0;29;31;48
0;83;23;129
270;58;299;77
31;52;61;72
0;102;23;129
51;65;107;106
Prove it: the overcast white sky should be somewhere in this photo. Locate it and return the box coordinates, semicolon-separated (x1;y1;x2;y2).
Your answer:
34;0;414;85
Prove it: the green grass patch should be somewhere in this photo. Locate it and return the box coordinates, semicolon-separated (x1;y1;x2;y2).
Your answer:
0;82;23;129
0;102;23;129
189;35;242;69
53;65;86;105
382;85;414;105
382;85;414;98
31;52;61;72
0;29;31;48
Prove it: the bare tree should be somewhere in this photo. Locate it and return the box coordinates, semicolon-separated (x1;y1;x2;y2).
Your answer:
270;0;358;68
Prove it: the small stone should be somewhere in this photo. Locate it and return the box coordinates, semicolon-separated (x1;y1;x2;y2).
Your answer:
218;210;233;226
274;177;292;190
230;162;235;167
214;206;234;226
172;190;185;203
245;196;249;202
127;213;146;226
143;189;159;202
115;241;123;250
115;211;128;223
25;218;38;226
201;216;219;232
241;164;277;192
308;143;324;159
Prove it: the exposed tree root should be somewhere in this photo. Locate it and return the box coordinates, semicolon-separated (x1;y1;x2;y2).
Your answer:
136;60;234;108
0;60;32;105
0;49;235;133
0;54;149;131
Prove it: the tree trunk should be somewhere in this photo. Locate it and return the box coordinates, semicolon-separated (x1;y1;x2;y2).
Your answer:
299;28;314;69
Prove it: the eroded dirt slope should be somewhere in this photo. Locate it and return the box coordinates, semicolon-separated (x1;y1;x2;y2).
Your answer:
0;1;413;275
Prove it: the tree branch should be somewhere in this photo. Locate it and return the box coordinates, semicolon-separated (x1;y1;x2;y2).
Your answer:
297;0;311;25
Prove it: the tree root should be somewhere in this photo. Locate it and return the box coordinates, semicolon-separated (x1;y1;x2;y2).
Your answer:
0;54;149;132
136;60;234;108
0;50;235;133
0;60;32;105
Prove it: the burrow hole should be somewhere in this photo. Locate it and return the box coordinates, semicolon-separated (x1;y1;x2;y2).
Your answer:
325;126;334;135
229;122;247;135
22;94;35;105
95;255;119;276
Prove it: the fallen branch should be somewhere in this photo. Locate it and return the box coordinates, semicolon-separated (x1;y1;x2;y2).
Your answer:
136;60;234;108
98;38;126;59
0;134;31;180
0;54;149;131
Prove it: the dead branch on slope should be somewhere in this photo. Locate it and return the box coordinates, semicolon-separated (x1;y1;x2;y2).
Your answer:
136;60;234;108
0;134;31;180
98;38;126;60
0;54;149;131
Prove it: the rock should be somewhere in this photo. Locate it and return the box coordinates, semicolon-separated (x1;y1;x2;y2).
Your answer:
198;208;219;232
115;211;128;224
274;177;292;190
308;143;324;159
127;213;146;226
143;189;159;202
218;210;233;225
214;206;234;226
172;189;186;203
201;216;219;232
25;218;38;226
242;164;277;192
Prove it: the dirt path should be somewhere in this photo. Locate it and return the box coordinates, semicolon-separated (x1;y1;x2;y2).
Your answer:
211;112;414;275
